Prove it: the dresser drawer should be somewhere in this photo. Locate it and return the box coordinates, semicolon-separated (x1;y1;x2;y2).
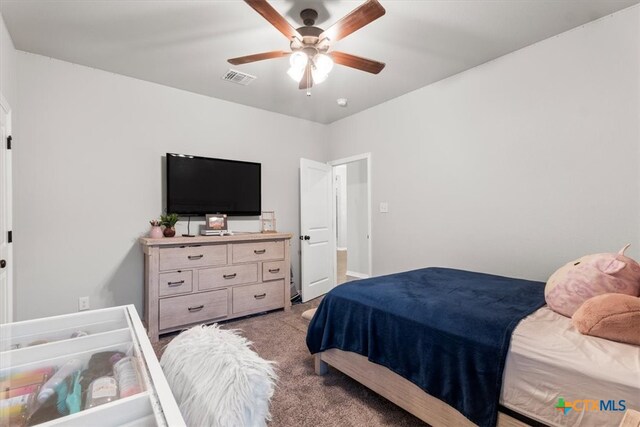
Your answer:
158;270;193;297
232;280;284;314
262;261;286;281
159;245;227;271
199;264;258;291
232;241;284;263
159;290;228;331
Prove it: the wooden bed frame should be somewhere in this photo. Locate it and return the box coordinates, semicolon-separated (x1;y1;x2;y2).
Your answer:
314;348;530;427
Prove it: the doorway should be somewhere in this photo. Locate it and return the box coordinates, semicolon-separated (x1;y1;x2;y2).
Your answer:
330;154;372;285
299;154;371;302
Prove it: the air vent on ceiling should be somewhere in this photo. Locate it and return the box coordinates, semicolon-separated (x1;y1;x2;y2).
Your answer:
222;69;256;86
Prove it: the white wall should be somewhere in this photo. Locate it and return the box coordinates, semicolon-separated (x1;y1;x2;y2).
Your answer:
14;52;327;320
346;159;369;276
327;6;640;282
0;12;17;108
11;4;640;320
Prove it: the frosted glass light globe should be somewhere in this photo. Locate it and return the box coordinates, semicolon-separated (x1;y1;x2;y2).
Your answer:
289;51;308;69
311;69;328;84
313;54;334;75
287;66;305;82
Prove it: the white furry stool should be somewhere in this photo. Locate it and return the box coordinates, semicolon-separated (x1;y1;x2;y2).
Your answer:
160;325;277;427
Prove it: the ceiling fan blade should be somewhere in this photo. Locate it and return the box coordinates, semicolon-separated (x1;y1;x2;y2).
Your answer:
319;0;385;43
228;50;290;65
244;0;302;40
330;51;385;74
299;63;314;90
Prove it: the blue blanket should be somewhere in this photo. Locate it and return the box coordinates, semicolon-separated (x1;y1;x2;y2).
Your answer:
306;267;546;427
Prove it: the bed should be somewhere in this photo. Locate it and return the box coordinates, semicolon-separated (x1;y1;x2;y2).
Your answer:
306;267;640;427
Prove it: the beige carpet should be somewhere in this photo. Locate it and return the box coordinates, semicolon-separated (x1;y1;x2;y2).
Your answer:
152;299;425;426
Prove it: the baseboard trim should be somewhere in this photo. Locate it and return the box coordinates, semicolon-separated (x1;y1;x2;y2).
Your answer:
337;247;347;251
346;271;370;279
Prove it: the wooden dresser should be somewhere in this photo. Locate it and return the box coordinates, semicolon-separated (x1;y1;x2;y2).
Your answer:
139;233;292;342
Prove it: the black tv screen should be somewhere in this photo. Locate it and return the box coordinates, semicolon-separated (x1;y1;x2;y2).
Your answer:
166;153;261;216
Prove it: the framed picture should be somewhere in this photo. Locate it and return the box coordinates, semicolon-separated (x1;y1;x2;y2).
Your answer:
205;214;228;231
261;211;277;233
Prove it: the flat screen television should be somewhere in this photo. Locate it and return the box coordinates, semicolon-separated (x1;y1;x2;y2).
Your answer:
166;153;261;216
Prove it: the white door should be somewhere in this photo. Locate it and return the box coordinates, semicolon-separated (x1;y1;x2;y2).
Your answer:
300;158;335;302
0;97;12;324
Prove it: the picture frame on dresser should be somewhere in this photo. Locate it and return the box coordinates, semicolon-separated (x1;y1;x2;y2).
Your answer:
139;233;292;342
261;211;277;233
205;213;228;231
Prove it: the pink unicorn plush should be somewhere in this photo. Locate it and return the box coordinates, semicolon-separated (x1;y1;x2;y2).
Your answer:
545;244;640;317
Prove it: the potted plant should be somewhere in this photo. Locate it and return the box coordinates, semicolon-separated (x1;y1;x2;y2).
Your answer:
160;213;179;237
148;219;163;239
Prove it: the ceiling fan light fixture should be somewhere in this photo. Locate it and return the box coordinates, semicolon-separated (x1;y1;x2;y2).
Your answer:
287;66;305;82
313;53;334;75
311;69;328;84
289;51;308;69
229;1;386;91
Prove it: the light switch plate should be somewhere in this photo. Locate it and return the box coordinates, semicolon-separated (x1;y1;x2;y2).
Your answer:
379;202;389;213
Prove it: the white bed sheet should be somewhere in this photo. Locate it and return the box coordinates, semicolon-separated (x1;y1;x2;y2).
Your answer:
500;307;640;427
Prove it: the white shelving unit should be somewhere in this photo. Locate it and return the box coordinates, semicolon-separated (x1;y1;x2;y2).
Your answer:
0;305;185;427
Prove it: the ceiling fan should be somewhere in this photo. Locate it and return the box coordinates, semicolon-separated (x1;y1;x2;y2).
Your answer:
228;0;386;91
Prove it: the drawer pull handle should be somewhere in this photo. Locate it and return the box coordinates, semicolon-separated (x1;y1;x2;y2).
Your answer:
188;255;204;260
254;293;267;299
168;280;184;287
254;249;266;254
188;305;204;312
223;273;237;279
268;268;280;273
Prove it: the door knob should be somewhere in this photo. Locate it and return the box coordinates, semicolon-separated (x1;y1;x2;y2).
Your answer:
0;260;6;268
299;235;310;241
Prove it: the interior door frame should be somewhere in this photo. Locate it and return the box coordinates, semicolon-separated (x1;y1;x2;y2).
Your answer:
0;92;13;323
328;153;372;281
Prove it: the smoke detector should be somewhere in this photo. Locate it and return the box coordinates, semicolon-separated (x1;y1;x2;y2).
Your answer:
337;98;348;107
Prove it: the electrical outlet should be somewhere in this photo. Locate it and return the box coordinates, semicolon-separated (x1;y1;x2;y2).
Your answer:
78;296;90;311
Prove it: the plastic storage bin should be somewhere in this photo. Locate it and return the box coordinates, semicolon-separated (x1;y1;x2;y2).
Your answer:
0;305;184;426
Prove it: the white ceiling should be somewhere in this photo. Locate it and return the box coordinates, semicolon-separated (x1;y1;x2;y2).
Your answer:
2;0;638;124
